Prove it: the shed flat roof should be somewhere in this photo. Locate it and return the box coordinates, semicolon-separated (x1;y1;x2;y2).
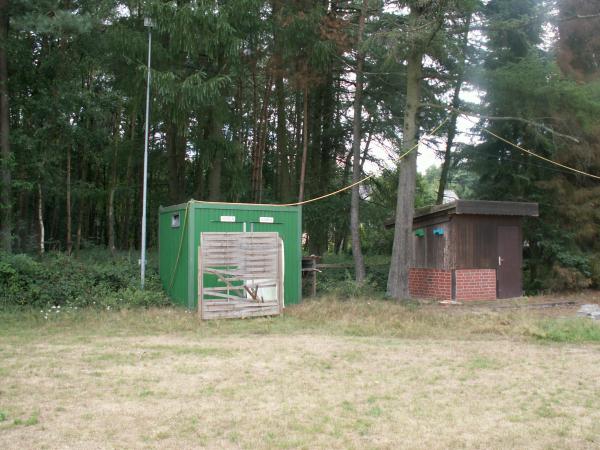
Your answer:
385;200;538;228
414;200;539;219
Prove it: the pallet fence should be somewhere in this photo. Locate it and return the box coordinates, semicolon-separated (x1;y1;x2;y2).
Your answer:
198;232;283;320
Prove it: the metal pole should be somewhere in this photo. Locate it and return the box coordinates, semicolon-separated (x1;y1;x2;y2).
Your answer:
141;22;152;289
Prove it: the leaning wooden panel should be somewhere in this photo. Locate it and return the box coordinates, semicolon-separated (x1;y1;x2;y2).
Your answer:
198;232;283;320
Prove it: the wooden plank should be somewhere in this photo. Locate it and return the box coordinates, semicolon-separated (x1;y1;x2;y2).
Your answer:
203;300;279;307
198;245;203;319
199;231;282;320
277;237;283;312
202;291;246;301
202;307;281;320
202;286;246;292
204;301;279;311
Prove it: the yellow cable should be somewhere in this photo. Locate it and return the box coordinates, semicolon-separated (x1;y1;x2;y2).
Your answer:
192;117;449;208
168;201;190;290
481;128;600;180
167;117;449;293
459;112;600;181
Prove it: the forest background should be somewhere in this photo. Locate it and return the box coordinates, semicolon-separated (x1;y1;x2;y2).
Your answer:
1;0;600;306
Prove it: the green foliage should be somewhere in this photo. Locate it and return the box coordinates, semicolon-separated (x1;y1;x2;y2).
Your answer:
319;273;381;300
315;254;389;296
463;0;600;293
2;0;600;298
527;318;600;343
0;251;169;310
360;168;441;255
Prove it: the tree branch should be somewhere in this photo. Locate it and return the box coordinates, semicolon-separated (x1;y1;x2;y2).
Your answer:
560;13;600;22
422;103;582;144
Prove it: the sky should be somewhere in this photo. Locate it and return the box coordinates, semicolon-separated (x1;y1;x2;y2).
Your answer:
364;86;483;175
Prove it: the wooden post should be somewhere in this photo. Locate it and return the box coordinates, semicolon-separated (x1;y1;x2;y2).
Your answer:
277;237;284;313
198;243;203;320
311;258;317;297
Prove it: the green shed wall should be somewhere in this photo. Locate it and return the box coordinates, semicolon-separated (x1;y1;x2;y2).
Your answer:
158;205;188;306
159;201;302;309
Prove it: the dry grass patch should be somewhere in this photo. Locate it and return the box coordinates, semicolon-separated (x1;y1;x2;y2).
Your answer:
1;332;600;449
1;297;600;448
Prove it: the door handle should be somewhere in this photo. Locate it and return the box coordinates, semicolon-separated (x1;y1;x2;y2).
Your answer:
498;256;503;266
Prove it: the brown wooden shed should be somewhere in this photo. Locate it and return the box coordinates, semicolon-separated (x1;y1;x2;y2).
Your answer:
387;200;538;301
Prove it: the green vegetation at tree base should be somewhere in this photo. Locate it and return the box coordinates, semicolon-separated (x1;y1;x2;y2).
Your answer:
0;250;169;310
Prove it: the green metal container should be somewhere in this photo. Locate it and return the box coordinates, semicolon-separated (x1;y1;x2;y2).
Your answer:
159;201;302;309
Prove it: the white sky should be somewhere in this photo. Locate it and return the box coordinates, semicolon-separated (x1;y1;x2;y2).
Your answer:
363;87;483;175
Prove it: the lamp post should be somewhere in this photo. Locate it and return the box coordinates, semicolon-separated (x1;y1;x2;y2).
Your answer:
140;17;154;289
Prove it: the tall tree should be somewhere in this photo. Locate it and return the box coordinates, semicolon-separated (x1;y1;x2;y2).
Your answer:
350;0;368;283
436;12;472;204
0;0;11;252
387;1;447;299
557;0;600;82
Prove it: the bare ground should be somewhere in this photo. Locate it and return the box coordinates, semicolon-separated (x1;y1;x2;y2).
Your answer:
1;295;600;449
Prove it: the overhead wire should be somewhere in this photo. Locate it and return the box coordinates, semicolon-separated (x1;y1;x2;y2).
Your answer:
480;127;600;181
193;117;449;208
168;111;600;290
460;113;600;181
166;118;449;288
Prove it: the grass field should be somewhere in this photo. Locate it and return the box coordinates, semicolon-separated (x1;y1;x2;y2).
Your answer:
1;295;600;449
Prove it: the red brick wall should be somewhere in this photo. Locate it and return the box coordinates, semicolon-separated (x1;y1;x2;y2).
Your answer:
409;268;452;300
455;269;497;301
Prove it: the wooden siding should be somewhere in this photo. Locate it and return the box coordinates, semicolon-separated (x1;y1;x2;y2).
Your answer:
450;215;522;269
413;221;451;269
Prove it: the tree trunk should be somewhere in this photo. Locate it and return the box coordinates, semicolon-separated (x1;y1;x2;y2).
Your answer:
207;109;223;201
0;0;11;252
292;91;302;183
75;200;84;255
298;86;309;203
108;110;120;255
359;119;374;172
107;187;116;254
350;0;368;283
207;154;222;201
166;122;184;204
120;109;136;248
37;183;44;255
252;74;273;202
437;15;471;204
66;145;73;256
76;159;88;256
275;75;289;201
386;49;423;300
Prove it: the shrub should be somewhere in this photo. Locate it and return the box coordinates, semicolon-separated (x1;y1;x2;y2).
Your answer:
0;251;169;309
319;271;382;299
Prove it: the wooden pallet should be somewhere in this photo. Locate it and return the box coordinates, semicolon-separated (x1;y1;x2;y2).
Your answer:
198;232;283;320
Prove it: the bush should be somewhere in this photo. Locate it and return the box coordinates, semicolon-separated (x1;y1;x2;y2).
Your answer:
313;254;388;297
0;251;169;310
318;270;383;299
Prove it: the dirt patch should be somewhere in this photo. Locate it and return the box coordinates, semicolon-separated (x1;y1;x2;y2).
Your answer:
422;291;600;318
